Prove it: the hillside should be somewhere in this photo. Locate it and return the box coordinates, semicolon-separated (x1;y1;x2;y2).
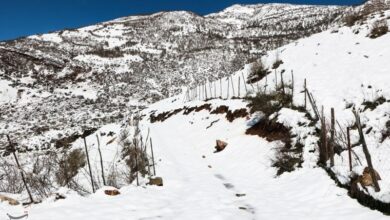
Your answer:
1;1;390;219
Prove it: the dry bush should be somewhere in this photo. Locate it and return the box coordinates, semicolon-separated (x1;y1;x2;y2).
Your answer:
56;149;86;187
246;90;292;117
123;145;149;183
272;143;303;176
246;59;270;84
119;120;151;184
369;20;389;38
25;152;58;199
0;158;24;193
344;12;364;27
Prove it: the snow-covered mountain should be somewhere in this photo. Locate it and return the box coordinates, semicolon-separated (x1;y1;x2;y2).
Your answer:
0;3;344;149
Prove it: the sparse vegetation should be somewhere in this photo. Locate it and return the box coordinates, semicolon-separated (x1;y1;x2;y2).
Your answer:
246;59;271;84
344;12;364;27
362;96;386;111
56;149;86;187
246;90;292;117
369;20;389;38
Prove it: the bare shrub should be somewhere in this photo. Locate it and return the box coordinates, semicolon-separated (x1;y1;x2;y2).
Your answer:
272;142;303;176
0;158;24;193
246;59;270;84
246;90;292;117
369;20;389;38
344;12;364;27
123;145;149;183
119;119;151;184
56;149;86;187
25;152;58;199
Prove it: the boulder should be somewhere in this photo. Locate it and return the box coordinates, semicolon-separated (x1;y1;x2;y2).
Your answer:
149;177;163;186
0;194;20;206
215;140;228;152
359;167;381;187
104;189;120;196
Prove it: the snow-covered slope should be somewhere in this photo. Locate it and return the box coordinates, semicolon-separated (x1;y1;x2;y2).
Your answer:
1;98;387;219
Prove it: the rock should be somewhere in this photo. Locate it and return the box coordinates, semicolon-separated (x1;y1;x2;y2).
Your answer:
54;193;66;201
215;140;228;152
0;194;20;206
149;177;163;186
104;189;120;196
359;167;381;187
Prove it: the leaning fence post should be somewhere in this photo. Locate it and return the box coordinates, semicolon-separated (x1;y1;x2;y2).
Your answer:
83;136;95;193
347;127;352;172
354;111;380;192
7;135;34;204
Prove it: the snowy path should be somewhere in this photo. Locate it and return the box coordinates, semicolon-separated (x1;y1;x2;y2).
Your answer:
2;111;387;220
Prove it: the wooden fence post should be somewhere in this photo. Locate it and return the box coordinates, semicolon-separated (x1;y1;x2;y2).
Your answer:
96;135;106;186
306;89;320;120
220;78;222;98
83;137;95;193
238;76;241;97
204;83;208;100
231;76;235;97
227;77;230;99
274;69;278;91
329;108;335;167
7;135;34;204
291;70;294;107
280;71;285;95
209;81;212;99
319;106;328;165
304;79;307;109
241;72;248;93
354;111;380;192
150;137;156;176
135;151;139;186
214;81;216;99
347;127;353;172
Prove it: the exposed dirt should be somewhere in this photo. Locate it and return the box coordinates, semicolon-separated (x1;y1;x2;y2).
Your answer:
246;118;291;144
150;104;248;123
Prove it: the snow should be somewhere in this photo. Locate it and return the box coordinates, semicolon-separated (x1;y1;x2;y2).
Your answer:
29;33;63;43
0;80;17;104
